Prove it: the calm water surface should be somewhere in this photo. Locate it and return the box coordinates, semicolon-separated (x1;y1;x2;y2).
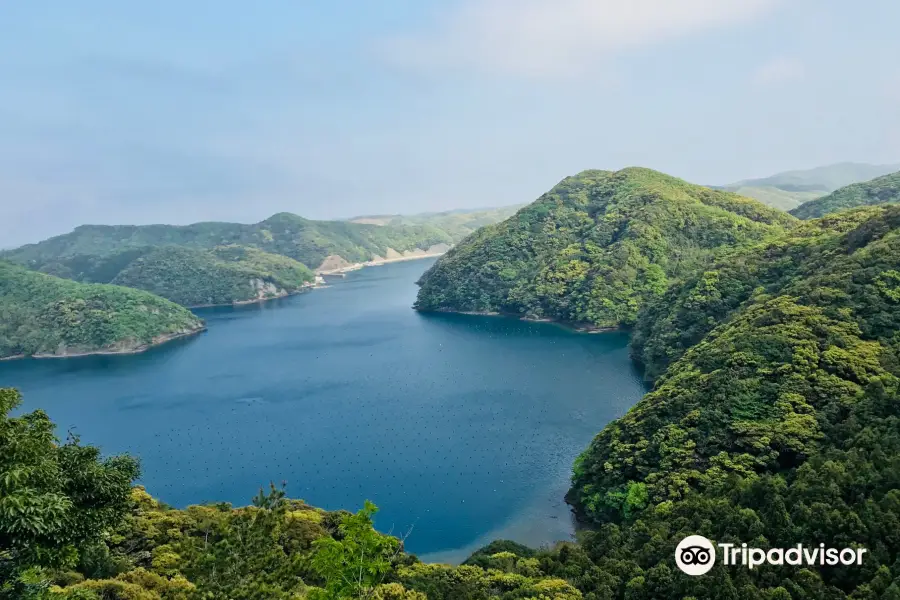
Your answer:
1;258;646;560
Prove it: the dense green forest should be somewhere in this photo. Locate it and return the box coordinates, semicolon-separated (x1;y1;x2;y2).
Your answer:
1;208;516;276
790;171;900;220
4;173;900;599
415;168;795;329
4;212;899;599
22;245;315;308
109;245;315;307
0;262;203;359
563;205;900;598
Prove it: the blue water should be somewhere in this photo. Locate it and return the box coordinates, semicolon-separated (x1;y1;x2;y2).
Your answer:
1;258;645;560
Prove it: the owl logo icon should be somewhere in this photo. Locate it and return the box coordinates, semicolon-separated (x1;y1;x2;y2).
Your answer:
675;535;716;576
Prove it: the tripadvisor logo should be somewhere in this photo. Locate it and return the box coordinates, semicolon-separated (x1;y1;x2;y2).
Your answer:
675;535;868;576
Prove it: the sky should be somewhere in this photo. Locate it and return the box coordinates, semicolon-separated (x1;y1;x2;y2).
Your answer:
1;0;899;247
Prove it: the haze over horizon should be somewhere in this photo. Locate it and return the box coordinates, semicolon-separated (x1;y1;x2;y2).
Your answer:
2;0;899;247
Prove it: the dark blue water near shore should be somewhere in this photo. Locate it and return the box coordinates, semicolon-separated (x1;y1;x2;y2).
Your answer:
0;258;645;560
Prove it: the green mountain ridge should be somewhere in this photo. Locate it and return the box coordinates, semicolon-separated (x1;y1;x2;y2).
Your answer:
415;167;796;329
0;261;204;359
714;162;900;211
20;244;316;308
0;207;516;355
4;204;900;598
110;245;316;307
727;162;900;192
4;207;520;278
790;170;900;219
712;185;822;212
2;213;453;274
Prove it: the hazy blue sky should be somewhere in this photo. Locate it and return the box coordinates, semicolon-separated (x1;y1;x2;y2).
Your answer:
2;0;898;246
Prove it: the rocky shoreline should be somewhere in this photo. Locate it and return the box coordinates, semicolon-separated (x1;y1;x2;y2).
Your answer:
420;307;619;334
3;326;208;361
187;278;325;309
317;249;447;276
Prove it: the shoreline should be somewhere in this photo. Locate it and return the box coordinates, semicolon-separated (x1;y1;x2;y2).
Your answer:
418;307;620;334
317;251;445;276
187;282;321;309
4;327;207;361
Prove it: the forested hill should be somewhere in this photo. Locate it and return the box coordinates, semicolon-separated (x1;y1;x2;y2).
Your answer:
564;205;900;598
0;261;203;359
110;245;316;307
3;212;900;599
414;167;796;329
2;212;453;274
790;170;900;219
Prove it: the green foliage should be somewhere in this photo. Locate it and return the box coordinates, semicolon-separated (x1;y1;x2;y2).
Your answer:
563;205;900;598
308;501;402;600
0;262;203;359
110;245;315;307
1;212;474;275
630;207;885;381
791;171;900;219
396;562;582;600
5;185;900;600
415;168;795;328
0;389;139;599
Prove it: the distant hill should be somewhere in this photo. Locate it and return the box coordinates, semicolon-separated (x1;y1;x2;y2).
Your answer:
348;206;523;238
715;162;900;211
0;261;203;359
415;167;796;329
4;208;518;280
790;170;900;219
2;214;453;274
714;185;822;211
109;245;316;307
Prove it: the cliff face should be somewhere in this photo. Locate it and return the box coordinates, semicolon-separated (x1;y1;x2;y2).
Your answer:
31;324;206;358
241;278;289;303
316;245;452;274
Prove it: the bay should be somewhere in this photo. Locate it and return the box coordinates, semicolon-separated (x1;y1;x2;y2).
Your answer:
0;258;646;560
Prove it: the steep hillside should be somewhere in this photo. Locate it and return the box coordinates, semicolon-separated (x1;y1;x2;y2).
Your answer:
0;261;204;359
630;207;883;380
790;170;900;219
4;210;900;599
2;213;454;274
110;245;315;307
562;205;900;597
415;168;796;329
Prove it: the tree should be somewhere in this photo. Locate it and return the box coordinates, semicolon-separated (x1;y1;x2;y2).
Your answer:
309;501;404;600
0;388;139;599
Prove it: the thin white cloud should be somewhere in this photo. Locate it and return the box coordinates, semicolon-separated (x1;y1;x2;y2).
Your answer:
381;0;780;77
751;57;805;86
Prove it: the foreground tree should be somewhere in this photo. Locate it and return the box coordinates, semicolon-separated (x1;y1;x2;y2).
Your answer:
308;501;405;600
0;388;140;599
